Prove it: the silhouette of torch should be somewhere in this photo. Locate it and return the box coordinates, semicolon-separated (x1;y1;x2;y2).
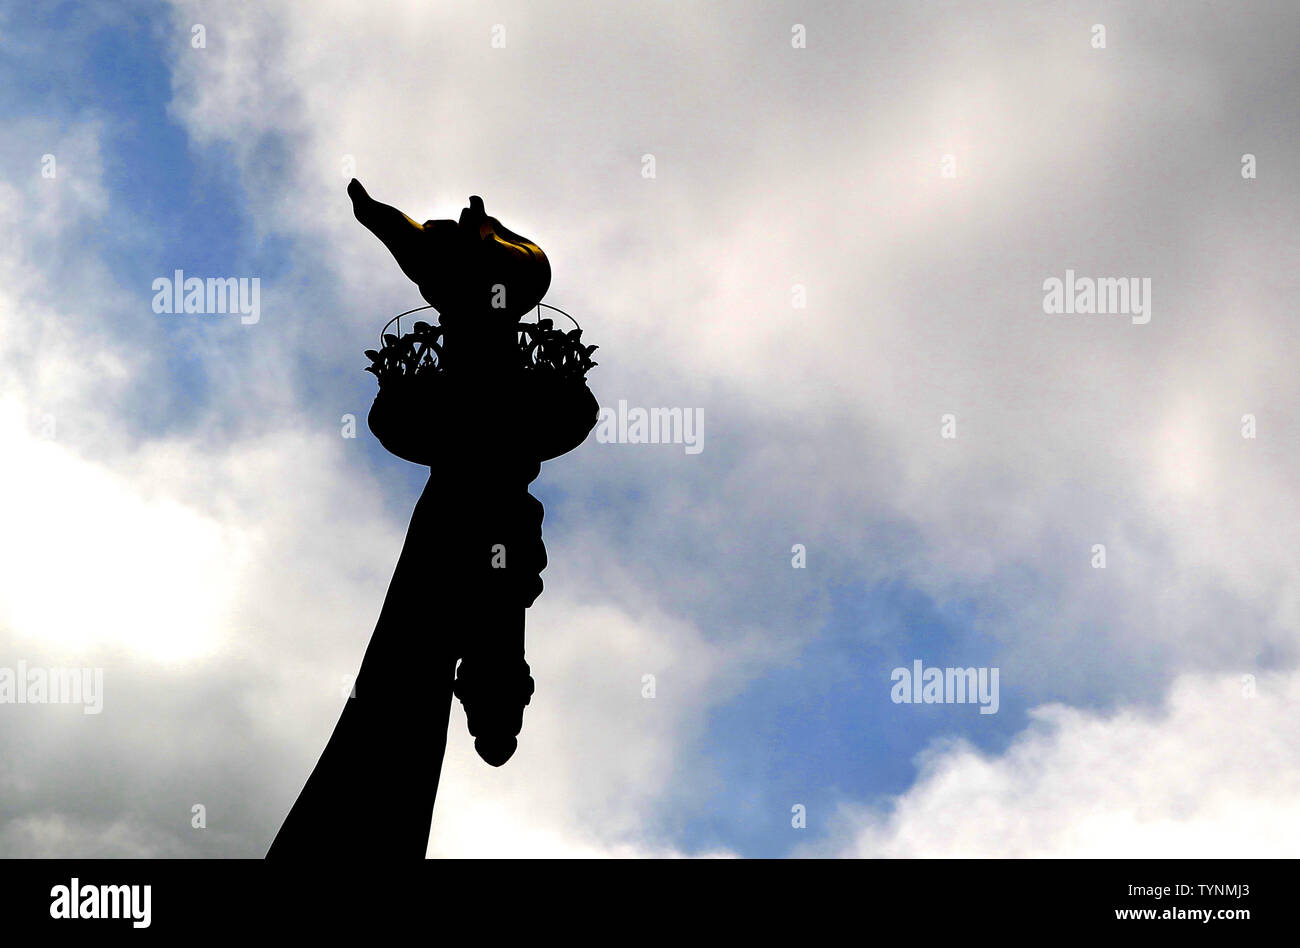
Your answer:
267;183;596;860
351;180;597;767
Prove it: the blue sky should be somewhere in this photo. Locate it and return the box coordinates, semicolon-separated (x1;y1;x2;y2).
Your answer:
2;0;1299;858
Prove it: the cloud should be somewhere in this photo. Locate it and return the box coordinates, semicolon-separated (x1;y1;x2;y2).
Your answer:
156;0;1300;698
820;670;1300;857
3;0;1298;856
0;103;743;856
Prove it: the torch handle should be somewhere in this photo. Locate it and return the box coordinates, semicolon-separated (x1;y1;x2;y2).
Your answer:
268;457;546;858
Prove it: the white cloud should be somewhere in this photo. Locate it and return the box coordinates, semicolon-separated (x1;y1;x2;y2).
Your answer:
0;106;741;856
3;0;1298;856
154;0;1300;853
820;671;1300;857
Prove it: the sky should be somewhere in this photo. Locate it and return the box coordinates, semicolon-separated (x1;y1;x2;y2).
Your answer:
0;0;1298;857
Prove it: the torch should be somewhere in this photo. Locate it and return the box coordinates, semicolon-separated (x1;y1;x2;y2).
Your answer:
267;182;597;858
